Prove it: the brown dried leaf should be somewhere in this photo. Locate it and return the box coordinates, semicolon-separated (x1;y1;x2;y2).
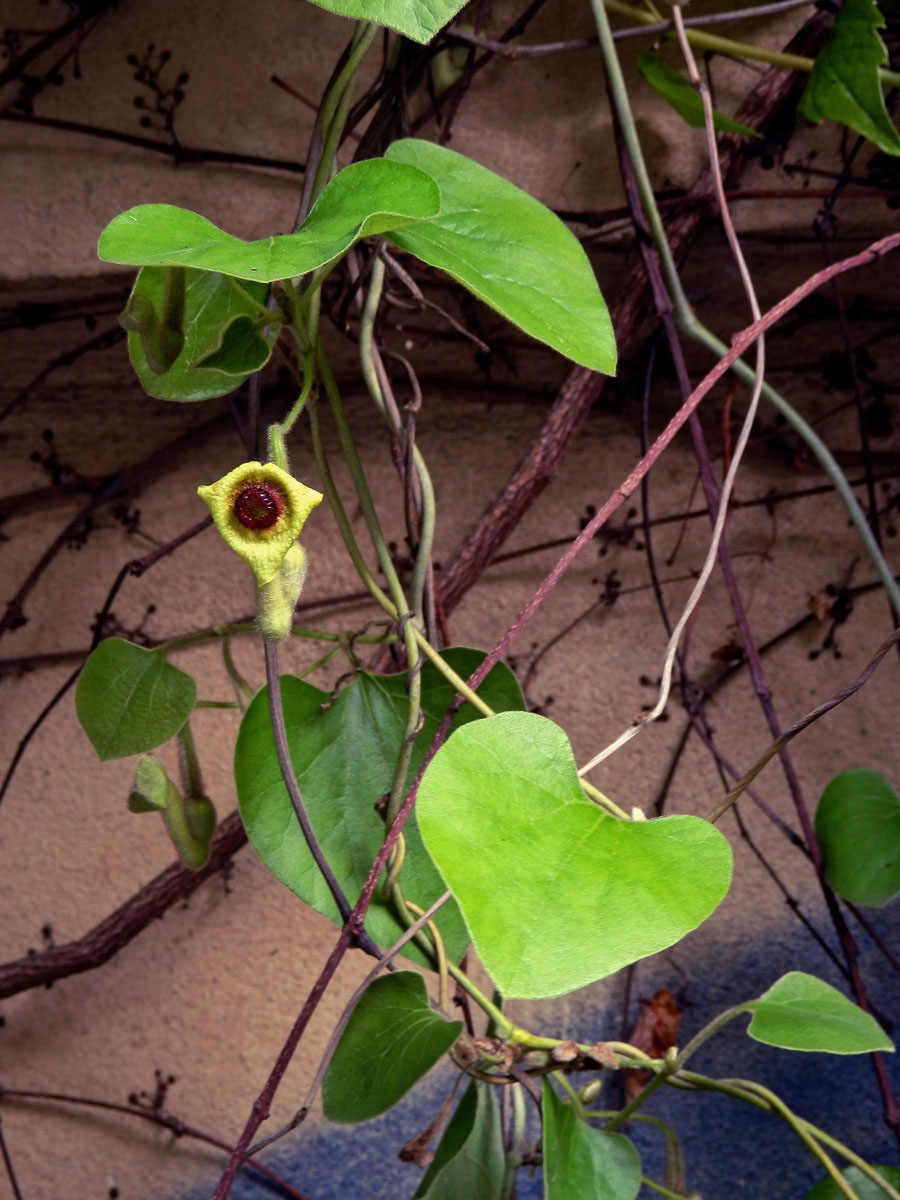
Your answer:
398;1087;458;1167
587;1041;619;1069
808;591;831;622
625;988;683;1103
551;1039;579;1063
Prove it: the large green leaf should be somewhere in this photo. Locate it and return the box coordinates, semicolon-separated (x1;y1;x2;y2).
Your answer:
542;1080;641;1200
815;769;900;908
804;1165;900;1200
799;0;900;156
746;972;893;1053
322;971;462;1123
75;638;196;761
296;0;469;44
98;159;441;281
384;140;616;374
413;1083;505;1200
637;52;759;139
416;711;731;999
234;648;524;966
125;268;275;402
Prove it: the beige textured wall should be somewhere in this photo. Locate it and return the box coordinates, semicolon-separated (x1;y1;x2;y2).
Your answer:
2;2;899;1198
0;0;870;285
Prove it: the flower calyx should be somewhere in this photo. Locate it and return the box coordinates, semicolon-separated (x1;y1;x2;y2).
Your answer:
197;461;322;586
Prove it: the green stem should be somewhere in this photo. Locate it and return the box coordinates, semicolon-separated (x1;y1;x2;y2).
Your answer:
553;1071;586;1116
672;1003;749;1068
724;1079;859;1200
604;0;900;85
591;0;900;624
156;623;395;658
602;1056;672;1130
640;1177;692;1200
443;959;514;1037
315;342;423;826
306;389;494;716
682;321;900;622
580;776;630;819
390;881;449;1004
317;343;411;606
359;254;438;626
502;1084;527;1200
589;1110;686;1189
677;1070;900;1200
308;22;377;210
280;355;315;439
221;631;254;711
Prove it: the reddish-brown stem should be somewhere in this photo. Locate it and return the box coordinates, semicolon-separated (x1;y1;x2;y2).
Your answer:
208;926;353;1200
455;228;900;700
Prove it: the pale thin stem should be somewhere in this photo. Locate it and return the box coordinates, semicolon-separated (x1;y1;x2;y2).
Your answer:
584;0;900;776
580;0;766;774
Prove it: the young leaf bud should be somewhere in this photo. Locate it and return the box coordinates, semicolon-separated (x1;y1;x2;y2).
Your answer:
128;754;170;812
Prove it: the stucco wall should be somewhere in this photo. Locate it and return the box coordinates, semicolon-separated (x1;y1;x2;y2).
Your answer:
2;2;899;1198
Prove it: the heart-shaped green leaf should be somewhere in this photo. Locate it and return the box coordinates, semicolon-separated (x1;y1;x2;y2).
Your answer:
76;638;197;761
234;648;524;966
99;159;441;282
125;268;276;401
799;0;900;156
804;1165;900;1200
815;768;900;908
384;140;616;374
413;1083;504;1199
416;711;732;999
295;0;469;45
323;972;462;1123
745;972;893;1054
638;52;759;139
542;1079;641;1200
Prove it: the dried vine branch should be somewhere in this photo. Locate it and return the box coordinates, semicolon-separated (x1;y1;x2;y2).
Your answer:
0;811;246;1001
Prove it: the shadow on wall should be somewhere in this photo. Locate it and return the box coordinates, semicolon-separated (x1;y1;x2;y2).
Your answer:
188;904;900;1200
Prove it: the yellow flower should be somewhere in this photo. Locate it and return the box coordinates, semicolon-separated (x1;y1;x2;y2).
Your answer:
197;461;322;586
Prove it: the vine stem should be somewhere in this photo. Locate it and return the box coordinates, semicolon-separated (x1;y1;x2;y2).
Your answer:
209;924;356;1200
579;0;769;772
210;685;460;1196
263;639;382;959
590;0;900;627
594;0;900;1146
677;1071;900;1200
305;394;496;717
